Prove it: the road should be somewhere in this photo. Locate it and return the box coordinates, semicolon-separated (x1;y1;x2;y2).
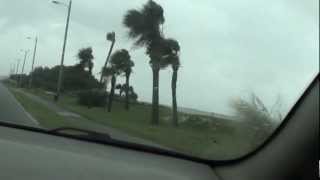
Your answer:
0;82;39;127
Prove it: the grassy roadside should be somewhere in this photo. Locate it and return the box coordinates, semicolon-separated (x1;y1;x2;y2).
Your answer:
3;80;252;159
23;87;252;159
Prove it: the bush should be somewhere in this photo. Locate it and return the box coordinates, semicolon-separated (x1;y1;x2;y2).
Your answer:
77;90;108;108
30;65;101;92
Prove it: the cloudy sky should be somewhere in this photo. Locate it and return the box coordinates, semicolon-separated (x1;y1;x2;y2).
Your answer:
0;0;318;116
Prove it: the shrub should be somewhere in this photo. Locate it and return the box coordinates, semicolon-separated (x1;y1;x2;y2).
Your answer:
77;90;108;108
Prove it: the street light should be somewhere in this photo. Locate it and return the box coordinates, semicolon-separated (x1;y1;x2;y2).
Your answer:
52;0;72;102
13;59;21;85
10;63;15;76
19;49;30;87
99;31;116;83
15;59;21;75
26;36;38;88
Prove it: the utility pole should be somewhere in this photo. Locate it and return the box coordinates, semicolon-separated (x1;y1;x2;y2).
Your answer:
28;36;38;88
54;0;72;102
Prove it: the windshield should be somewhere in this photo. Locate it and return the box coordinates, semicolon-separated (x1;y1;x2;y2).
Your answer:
0;0;318;160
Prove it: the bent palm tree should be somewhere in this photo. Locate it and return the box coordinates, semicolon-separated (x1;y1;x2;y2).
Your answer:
77;47;94;74
123;0;165;124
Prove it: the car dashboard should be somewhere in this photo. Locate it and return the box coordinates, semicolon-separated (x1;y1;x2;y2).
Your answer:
0;125;219;180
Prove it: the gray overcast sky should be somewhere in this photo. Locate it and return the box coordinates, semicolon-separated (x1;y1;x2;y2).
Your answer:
0;0;318;115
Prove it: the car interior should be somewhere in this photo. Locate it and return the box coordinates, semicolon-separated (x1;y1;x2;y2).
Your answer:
0;74;318;180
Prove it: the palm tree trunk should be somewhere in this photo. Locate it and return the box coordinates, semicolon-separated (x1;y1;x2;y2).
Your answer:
125;73;130;110
172;66;178;127
107;75;116;112
151;65;160;125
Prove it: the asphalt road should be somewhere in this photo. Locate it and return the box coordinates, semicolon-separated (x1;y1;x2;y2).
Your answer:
0;82;39;127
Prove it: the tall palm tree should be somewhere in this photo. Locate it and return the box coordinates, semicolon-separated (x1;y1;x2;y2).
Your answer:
77;47;94;74
171;61;180;127
123;0;165;124
108;49;134;111
160;38;180;126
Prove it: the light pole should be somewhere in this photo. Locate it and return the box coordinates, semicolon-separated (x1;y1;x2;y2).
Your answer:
27;36;38;88
52;0;72;102
15;59;21;76
14;59;21;85
100;32;116;84
19;49;29;87
10;63;15;76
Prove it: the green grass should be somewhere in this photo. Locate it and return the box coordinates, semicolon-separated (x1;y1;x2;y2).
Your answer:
22;88;254;160
2;78;255;160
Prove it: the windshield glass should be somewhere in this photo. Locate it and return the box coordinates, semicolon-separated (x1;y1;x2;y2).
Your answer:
0;0;318;160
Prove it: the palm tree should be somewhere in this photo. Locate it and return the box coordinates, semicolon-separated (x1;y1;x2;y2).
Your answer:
123;0;165;124
171;62;180;126
108;49;134;111
170;55;180;127
160;38;181;126
77;47;94;74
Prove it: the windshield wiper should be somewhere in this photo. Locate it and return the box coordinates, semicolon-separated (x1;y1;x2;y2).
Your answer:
48;127;112;142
